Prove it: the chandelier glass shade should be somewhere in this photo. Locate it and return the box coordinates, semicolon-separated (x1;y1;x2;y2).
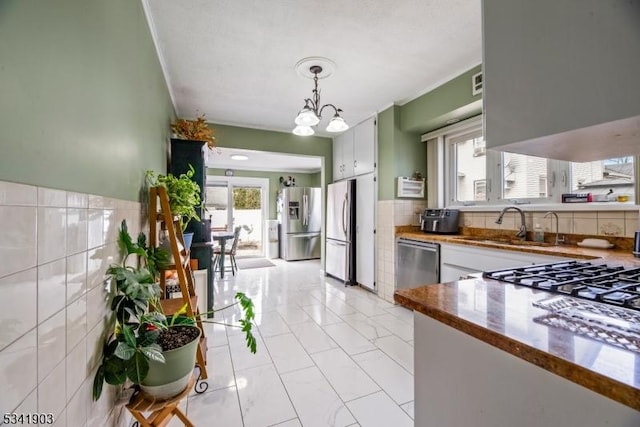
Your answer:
293;65;348;136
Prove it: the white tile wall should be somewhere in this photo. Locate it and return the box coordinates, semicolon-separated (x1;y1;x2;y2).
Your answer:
0;180;143;427
459;209;640;238
376;199;425;303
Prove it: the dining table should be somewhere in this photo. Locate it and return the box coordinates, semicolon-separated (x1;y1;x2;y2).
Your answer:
211;230;236;279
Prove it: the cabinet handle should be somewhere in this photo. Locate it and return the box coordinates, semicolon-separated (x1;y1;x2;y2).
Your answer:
354;160;357;168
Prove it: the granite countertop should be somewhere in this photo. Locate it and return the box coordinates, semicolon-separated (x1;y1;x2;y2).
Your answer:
395;278;640;411
397;229;640;264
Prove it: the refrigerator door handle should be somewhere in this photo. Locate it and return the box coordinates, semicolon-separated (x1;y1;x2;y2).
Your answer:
342;195;347;234
303;193;308;226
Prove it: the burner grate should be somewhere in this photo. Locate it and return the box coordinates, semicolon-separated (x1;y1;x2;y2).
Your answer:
534;295;640;353
534;314;640;353
485;261;640;311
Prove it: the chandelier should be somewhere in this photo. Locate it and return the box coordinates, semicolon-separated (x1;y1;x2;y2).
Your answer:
293;65;349;136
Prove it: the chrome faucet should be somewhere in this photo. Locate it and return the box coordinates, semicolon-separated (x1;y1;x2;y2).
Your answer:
543;211;564;245
495;206;527;240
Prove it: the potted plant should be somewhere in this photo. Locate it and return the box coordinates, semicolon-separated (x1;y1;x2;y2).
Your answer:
146;166;202;248
92;220;256;401
171;114;216;150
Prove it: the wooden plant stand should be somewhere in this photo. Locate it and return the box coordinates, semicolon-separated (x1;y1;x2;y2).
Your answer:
126;375;195;427
149;186;209;393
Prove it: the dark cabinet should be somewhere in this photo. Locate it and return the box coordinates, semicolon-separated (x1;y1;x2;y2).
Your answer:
170;139;215;313
169;139;209;241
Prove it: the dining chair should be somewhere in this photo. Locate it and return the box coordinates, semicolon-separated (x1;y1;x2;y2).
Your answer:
213;226;241;276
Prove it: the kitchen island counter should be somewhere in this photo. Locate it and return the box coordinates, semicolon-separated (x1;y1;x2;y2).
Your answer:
395;277;640;424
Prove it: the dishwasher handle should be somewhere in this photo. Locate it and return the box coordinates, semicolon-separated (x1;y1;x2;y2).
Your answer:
397;238;440;251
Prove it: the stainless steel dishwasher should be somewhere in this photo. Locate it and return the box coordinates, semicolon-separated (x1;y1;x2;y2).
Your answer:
396;238;440;290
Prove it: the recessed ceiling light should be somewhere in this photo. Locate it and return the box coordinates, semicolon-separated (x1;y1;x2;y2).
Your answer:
230;154;248;161
446;118;460;124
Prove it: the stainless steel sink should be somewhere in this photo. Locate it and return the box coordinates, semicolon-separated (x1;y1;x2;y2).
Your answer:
453;236;553;247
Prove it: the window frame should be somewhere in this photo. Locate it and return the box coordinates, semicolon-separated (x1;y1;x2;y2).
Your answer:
424;115;638;208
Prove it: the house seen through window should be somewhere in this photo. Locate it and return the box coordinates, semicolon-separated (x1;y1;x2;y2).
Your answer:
442;117;636;205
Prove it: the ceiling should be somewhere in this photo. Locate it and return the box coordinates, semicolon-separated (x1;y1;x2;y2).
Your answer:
143;0;482;168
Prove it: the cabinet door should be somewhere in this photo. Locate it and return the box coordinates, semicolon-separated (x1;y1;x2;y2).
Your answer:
353;117;376;176
342;128;355;178
355;173;375;291
483;0;640;161
332;134;344;181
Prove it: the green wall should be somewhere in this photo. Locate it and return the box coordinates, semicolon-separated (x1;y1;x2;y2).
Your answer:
0;0;173;201
206;169;321;219
401;65;483;134
377;65;482;200
377;106;425;200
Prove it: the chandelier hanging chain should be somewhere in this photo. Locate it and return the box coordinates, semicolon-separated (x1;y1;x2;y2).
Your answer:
303;66;341;120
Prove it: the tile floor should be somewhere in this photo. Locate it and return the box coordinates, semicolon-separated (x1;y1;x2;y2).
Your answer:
167;258;414;427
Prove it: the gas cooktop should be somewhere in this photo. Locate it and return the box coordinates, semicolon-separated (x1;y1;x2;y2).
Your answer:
484;261;640;312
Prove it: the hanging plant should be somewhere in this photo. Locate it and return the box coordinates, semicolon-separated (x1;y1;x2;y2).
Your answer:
171;114;216;149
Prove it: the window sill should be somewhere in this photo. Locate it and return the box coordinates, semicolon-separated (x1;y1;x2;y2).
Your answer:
450;202;638;212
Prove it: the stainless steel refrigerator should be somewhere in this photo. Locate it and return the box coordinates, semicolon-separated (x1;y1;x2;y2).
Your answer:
326;179;356;284
277;187;322;261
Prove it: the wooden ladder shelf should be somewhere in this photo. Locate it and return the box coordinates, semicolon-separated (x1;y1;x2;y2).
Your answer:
149;186;209;393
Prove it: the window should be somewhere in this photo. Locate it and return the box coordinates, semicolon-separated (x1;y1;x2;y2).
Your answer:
539;176;548;197
473;179;486;201
447;130;486;204
571;157;635;202
502;152;548;201
429;115;638;206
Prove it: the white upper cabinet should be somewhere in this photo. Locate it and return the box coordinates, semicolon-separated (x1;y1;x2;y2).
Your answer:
482;0;640;162
333;116;376;181
353;116;376;176
333;128;354;181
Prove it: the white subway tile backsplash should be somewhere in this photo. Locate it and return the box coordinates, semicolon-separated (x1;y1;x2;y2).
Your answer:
0;206;37;278
66;295;87;353
0;269;37;351
598;220;624;237
38;188;67;208
0;330;37;416
66;336;87;404
38;360;67;421
52;409;66;427
67;192;89;209
37;309;66;383
67;208;88;255
66;382;88;427
0;181;37;206
37;207;67;264
86;279;111;331
573;218;598;235
13;387;38;416
87;248;108;290
88;195;104;209
625;219;638;237
87;209;104;249
86;322;106;375
103;209;117;245
66;252;88;304
37;259;67;323
0;179;142;425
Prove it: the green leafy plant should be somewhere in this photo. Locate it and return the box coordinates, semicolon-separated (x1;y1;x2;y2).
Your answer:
146;165;201;231
92;220;257;401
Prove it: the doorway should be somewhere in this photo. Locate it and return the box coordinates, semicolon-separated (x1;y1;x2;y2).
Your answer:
205;177;268;258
